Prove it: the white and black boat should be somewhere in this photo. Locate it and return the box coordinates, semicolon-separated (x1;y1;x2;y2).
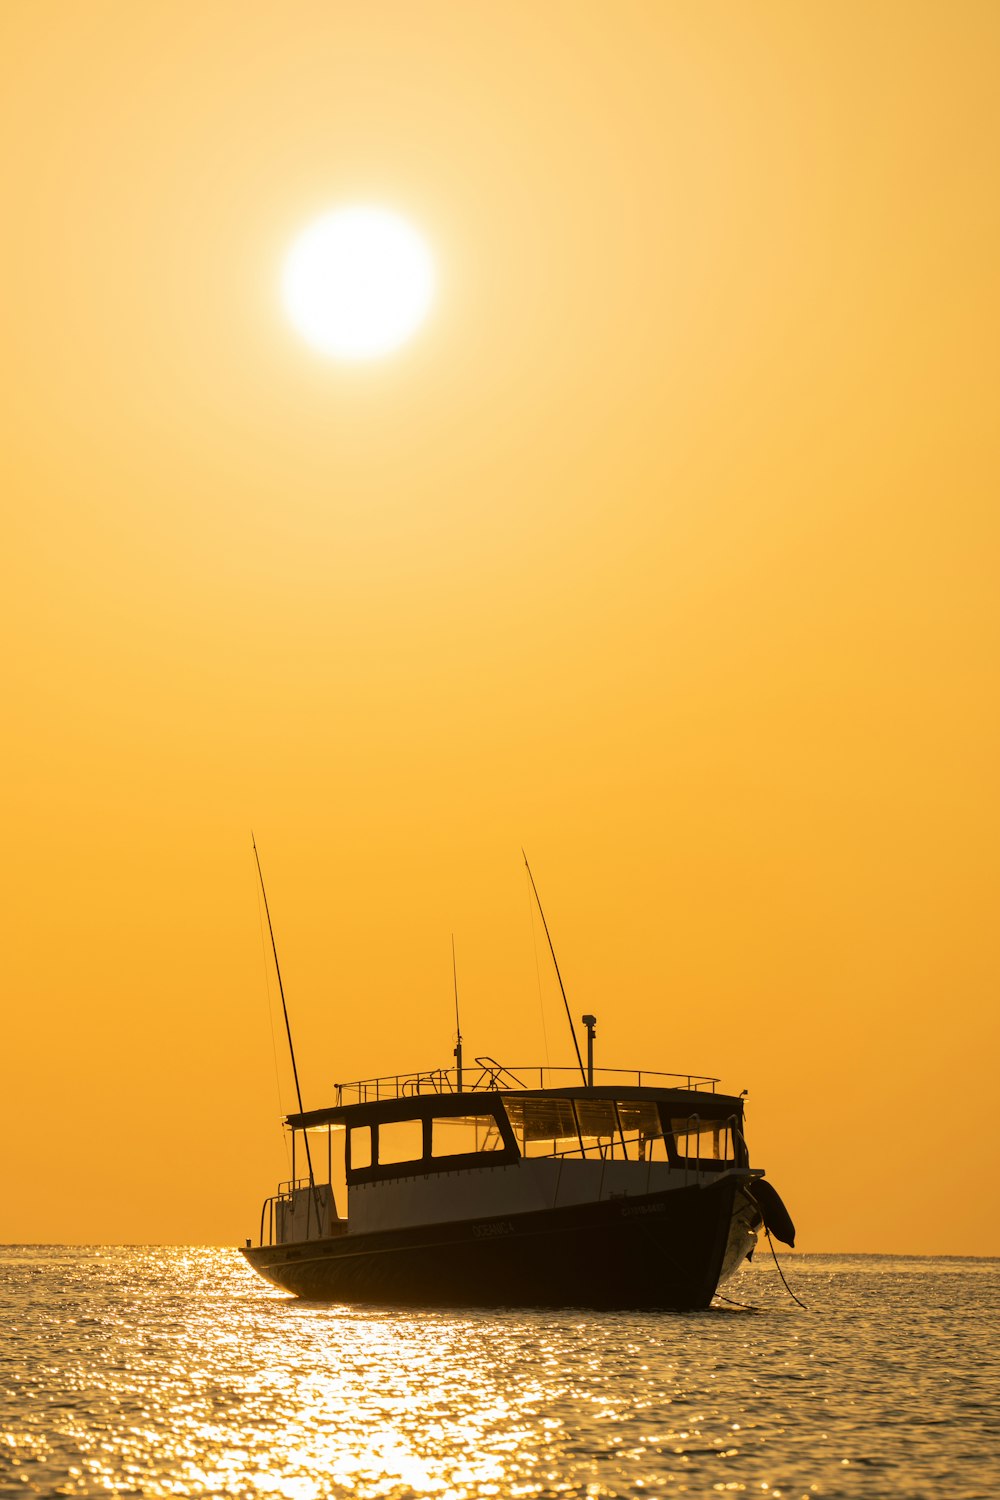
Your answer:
241;1053;794;1309
241;847;795;1309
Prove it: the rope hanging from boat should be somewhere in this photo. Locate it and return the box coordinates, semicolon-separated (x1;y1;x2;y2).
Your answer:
765;1226;808;1309
713;1290;764;1311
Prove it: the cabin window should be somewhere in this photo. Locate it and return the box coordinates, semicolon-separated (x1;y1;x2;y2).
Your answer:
502;1097;673;1161
349;1126;372;1170
615;1100;669;1162
430;1114;505;1158
575;1099;621;1157
377;1118;424;1167
503;1096;580;1157
669;1117;736;1163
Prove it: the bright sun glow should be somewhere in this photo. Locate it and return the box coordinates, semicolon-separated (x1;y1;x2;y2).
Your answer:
282;206;435;361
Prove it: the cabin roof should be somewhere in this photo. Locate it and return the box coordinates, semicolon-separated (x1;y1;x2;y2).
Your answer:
286;1082;746;1132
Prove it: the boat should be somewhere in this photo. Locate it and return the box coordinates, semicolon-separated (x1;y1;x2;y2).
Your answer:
241;1049;796;1308
241;852;795;1309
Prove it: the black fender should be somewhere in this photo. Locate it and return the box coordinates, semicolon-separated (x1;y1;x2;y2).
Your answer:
747;1178;795;1248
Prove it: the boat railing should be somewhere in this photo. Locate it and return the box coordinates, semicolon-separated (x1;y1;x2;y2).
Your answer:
332;1061;718;1105
258;1177;310;1246
257;1177;348;1247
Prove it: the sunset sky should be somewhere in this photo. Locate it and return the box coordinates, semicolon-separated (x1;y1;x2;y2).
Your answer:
2;2;997;1256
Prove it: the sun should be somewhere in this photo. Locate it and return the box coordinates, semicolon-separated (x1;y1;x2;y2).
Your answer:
281;206;435;361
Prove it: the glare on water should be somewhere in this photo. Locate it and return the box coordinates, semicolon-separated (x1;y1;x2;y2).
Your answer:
1;1247;996;1498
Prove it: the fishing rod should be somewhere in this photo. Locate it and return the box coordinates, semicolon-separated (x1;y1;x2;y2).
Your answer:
522;851;587;1085
252;834;324;1233
451;933;463;1092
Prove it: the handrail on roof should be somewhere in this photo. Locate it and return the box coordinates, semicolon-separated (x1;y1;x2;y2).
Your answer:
330;1061;718;1106
474;1056;526;1091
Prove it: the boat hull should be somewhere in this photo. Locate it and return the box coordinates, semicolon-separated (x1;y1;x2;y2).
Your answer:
241;1173;745;1310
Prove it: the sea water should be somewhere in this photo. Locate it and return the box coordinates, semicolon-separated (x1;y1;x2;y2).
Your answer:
0;1247;996;1498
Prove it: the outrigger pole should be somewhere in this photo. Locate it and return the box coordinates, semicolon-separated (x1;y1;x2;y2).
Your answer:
451;934;463;1092
523;851;587;1085
252;834;324;1231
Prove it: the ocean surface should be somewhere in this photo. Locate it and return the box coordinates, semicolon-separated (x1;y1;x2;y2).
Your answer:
1;1247;996;1499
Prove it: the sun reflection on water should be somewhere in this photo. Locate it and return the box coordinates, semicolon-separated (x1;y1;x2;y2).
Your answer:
1;1248;997;1498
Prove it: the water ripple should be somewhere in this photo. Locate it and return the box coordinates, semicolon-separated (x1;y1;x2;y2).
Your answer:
0;1249;996;1497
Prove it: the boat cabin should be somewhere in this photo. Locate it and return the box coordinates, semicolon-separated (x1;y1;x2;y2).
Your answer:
256;1060;748;1247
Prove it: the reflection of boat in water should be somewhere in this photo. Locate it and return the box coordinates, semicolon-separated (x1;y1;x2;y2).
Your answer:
241;1053;795;1309
241;851;794;1309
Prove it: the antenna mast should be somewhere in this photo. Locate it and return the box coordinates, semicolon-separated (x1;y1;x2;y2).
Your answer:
523;851;587;1085
451;934;463;1092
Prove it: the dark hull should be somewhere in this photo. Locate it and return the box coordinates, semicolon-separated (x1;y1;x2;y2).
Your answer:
241;1175;742;1310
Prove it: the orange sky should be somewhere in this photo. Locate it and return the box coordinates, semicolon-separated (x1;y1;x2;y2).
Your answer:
2;2;997;1255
